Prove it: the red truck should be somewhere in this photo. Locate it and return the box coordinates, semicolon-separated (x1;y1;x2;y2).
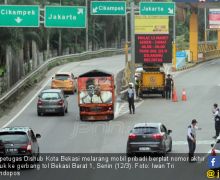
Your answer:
77;70;115;121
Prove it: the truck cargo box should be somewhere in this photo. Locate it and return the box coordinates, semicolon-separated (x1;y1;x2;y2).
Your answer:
138;71;165;98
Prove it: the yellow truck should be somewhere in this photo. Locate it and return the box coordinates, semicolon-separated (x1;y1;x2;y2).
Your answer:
137;66;165;98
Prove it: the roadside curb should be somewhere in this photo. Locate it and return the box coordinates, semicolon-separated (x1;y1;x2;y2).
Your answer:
175;56;220;72
175;63;197;71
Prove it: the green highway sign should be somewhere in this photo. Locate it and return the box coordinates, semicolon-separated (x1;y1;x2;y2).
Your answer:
91;1;126;15
45;6;86;28
140;2;175;16
0;5;39;27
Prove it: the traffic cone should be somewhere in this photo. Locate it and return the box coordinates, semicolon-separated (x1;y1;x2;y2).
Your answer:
172;87;178;102
182;88;187;101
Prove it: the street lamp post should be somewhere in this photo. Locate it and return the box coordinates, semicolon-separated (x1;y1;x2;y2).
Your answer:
130;2;135;86
58;0;62;56
86;0;89;51
204;6;207;49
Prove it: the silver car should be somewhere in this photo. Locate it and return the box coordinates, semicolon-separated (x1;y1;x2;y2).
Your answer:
126;123;172;156
37;89;68;116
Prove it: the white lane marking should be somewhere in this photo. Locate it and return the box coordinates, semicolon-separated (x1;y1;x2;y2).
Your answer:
2;78;51;128
173;140;215;146
115;100;144;119
114;101;120;118
2;67;67;128
210;61;217;65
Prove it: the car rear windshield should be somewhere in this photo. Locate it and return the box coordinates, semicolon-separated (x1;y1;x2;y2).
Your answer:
0;132;28;144
133;127;159;134
41;92;60;100
55;74;70;80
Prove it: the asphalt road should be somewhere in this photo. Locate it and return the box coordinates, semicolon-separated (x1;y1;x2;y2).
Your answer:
1;55;219;180
0;54;125;153
0;56;219;153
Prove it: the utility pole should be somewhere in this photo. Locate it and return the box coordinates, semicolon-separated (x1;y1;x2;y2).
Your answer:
125;11;129;64
86;0;89;51
4;0;10;89
58;0;62;56
130;2;135;86
204;6;207;49
172;9;176;71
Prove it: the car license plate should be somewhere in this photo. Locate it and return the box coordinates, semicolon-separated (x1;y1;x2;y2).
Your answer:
6;148;18;153
46;109;55;112
139;147;150;151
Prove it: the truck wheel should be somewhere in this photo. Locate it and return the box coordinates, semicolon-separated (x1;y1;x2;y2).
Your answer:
109;114;114;120
61;108;65;116
80;115;84;121
139;92;143;98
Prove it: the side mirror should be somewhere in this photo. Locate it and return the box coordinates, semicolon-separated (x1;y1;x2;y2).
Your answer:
211;144;214;148
36;134;41;138
52;77;54;79
168;130;172;134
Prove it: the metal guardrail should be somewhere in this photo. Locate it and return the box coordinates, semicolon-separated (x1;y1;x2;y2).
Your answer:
203;49;220;60
0;48;123;106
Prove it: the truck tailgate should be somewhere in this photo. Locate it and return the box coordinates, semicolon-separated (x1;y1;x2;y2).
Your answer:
142;72;165;87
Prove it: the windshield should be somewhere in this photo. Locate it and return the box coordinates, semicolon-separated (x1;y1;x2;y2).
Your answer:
0;132;28;144
55;74;70;80
41;92;60;100
133;127;159;134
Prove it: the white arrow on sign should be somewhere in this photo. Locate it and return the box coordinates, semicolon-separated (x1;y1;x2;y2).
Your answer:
77;8;84;15
15;17;23;24
168;8;174;14
92;7;98;14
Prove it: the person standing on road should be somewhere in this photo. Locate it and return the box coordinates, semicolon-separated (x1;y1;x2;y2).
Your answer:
187;119;201;162
212;103;220;139
127;83;135;114
135;78;139;98
165;74;174;99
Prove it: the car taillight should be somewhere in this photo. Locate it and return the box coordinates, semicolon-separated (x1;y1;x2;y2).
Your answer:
152;133;163;140
20;143;32;153
129;133;137;140
37;99;43;105
58;100;64;106
211;149;216;156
